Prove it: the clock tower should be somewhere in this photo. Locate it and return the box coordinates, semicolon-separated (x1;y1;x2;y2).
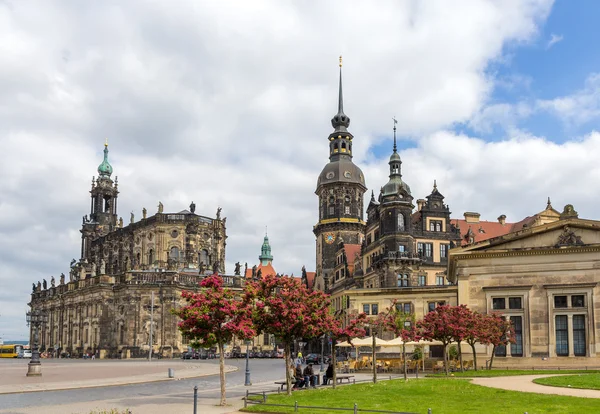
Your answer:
314;57;367;292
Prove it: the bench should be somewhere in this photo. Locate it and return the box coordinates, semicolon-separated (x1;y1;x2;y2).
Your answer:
274;381;288;390
336;375;354;384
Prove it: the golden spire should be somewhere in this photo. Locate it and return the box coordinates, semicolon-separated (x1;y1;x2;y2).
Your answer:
339;55;343;68
105;137;108;148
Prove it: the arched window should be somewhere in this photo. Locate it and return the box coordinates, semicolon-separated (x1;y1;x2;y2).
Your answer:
397;213;405;231
136;253;141;266
148;249;154;265
199;249;208;265
169;246;180;262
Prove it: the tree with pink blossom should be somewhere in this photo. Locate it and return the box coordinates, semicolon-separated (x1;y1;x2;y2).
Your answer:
244;274;337;395
417;305;456;375
175;274;255;406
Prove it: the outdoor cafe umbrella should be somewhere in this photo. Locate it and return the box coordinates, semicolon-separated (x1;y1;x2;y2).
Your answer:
336;341;353;347
351;337;390;347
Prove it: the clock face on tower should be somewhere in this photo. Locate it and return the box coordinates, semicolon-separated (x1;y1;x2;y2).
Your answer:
324;232;336;244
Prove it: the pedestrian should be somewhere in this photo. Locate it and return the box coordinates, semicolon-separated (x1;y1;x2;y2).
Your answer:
91;352;95;360
297;350;303;364
303;363;317;388
323;363;334;385
293;363;305;389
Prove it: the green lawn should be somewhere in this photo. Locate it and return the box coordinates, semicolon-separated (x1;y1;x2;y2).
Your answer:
243;379;600;413
427;369;600;378
534;373;600;390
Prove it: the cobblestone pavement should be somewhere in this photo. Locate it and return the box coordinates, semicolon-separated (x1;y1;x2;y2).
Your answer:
471;374;600;399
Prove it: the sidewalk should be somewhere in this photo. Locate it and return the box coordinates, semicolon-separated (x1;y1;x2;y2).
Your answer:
471;374;600;399
0;359;233;394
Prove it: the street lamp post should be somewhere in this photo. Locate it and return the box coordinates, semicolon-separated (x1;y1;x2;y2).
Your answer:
244;340;252;386
320;336;325;372
26;309;47;377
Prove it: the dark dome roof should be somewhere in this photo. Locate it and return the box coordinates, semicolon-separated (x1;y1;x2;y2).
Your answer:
317;159;366;189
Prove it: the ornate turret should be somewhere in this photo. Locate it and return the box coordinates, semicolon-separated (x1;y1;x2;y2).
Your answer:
81;141;119;260
314;58;367;293
381;119;411;200
259;231;273;266
97;140;113;178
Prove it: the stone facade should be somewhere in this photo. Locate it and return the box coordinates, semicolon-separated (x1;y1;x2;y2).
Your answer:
28;144;235;358
448;207;600;363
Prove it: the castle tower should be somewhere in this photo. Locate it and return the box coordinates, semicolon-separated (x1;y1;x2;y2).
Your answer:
314;57;367;291
81;141;119;260
259;232;273;266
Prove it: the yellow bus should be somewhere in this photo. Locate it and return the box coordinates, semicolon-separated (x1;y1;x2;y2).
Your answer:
0;344;24;358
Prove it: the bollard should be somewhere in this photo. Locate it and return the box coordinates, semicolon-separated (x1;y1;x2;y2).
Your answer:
295;401;299;412
168;368;174;378
193;385;198;414
354;402;358;414
428;409;432;414
263;391;266;403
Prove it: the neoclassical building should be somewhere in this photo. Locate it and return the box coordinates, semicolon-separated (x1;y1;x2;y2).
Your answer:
28;143;237;358
449;203;600;362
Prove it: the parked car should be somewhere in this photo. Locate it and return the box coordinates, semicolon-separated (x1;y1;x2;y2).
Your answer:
181;351;200;360
23;349;32;359
304;353;321;364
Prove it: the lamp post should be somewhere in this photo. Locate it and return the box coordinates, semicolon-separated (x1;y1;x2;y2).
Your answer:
320;335;325;372
244;340;252;386
26;309;48;377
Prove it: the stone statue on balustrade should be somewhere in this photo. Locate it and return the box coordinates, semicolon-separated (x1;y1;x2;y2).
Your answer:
60;273;65;285
42;279;47;290
100;259;106;275
234;262;241;276
50;276;55;288
37;281;41;291
198;261;206;274
91;262;97;277
32;282;36;293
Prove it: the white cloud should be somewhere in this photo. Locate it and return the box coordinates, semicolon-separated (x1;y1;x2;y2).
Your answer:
546;33;564;49
537;73;600;126
0;0;559;340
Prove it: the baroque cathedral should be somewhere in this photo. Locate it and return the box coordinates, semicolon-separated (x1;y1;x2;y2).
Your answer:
314;60;600;363
28;143;237;359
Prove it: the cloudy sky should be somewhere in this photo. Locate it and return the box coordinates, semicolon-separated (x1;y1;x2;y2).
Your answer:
2;0;600;341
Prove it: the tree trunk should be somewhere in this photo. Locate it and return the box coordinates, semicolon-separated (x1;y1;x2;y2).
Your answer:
489;345;496;370
285;342;292;396
469;342;478;371
458;340;464;373
218;341;226;406
443;343;448;375
331;344;337;389
372;334;377;384
402;343;407;381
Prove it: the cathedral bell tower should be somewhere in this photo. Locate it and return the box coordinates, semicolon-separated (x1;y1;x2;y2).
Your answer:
314;57;367;291
81;141;119;260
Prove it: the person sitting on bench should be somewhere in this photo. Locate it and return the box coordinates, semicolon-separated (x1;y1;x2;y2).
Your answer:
303;363;317;388
293;363;306;389
323;363;334;385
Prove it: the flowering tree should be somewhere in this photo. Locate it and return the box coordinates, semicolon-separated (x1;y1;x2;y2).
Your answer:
417;305;456;375
383;300;419;381
479;313;515;370
448;305;471;372
244;274;336;395
175;274;255;406
463;310;486;371
330;312;366;388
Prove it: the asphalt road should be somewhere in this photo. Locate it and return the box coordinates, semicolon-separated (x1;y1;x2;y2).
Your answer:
0;358;289;411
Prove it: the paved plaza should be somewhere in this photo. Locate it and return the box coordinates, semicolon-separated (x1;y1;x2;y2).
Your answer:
2;358;600;413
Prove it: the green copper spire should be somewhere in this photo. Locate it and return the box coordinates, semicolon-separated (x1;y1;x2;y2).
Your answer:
97;140;113;178
259;230;273;266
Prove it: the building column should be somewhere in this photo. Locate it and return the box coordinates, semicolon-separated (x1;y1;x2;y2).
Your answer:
547;291;555;357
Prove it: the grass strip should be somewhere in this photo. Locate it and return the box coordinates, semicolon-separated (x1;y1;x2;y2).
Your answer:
533;373;600;391
243;378;600;413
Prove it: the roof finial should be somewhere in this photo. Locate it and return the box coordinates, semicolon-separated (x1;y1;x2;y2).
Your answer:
265;225;268;236
105;137;108;148
370;190;375;201
547;197;552;209
392;117;398;152
338;56;344;114
433;179;437;190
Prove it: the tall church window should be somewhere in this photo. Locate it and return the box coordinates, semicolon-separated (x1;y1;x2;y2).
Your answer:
170;246;180;262
199;250;208;266
148;249;154;265
104;196;111;213
397;213;405;231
